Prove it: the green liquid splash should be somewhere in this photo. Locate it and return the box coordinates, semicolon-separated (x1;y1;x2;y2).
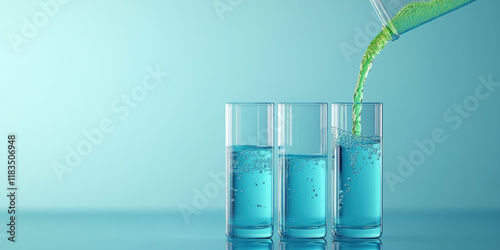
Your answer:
352;0;475;135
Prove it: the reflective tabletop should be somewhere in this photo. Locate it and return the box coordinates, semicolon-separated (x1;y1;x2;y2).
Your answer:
0;210;498;249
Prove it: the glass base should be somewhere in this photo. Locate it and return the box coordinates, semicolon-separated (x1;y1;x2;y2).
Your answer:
279;225;326;238
226;225;273;238
333;225;382;238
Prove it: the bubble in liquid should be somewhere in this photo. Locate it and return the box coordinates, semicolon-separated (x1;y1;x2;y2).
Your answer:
348;177;352;181
255;183;258;186
263;182;265;184
313;189;316;192
369;155;372;159
315;194;318;197
339;190;344;195
241;190;245;192
371;161;374;164
345;184;349;187
234;189;238;192
259;170;262;173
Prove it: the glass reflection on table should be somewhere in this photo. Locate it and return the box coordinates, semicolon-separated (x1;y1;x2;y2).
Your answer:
333;238;381;250
226;238;273;250
279;238;326;250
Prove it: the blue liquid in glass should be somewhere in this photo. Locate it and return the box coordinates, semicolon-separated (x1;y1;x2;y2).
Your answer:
227;145;273;238
333;130;382;238
280;154;326;238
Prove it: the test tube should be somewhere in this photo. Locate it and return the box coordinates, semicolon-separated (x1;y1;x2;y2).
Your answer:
226;102;274;238
332;102;383;238
278;103;328;238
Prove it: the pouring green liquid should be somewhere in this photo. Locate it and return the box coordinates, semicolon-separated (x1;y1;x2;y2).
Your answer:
352;0;475;135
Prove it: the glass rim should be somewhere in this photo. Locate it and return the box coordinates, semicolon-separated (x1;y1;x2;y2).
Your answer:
278;102;328;106
331;102;383;105
226;102;274;106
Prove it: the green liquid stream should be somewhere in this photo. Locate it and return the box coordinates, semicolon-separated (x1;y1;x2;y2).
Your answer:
352;0;474;135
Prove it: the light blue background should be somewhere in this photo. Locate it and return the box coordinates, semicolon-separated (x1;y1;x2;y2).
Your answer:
0;0;499;219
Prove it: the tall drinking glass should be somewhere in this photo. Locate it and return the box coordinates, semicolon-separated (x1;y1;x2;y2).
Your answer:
332;102;383;238
278;103;328;238
226;102;274;238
